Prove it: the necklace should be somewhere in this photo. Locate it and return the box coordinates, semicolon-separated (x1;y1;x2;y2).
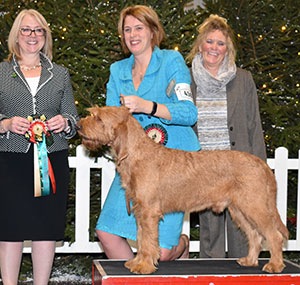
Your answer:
138;73;144;81
20;62;41;71
132;62;144;82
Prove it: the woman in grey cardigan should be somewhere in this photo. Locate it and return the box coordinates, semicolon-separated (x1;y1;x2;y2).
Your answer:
187;14;266;259
0;9;78;284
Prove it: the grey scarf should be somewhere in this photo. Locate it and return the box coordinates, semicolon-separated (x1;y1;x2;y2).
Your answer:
192;53;237;151
192;53;237;95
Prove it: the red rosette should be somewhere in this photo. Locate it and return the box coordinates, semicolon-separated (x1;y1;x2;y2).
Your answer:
24;114;53;146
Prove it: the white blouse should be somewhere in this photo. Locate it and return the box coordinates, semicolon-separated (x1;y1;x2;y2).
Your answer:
25;76;40;97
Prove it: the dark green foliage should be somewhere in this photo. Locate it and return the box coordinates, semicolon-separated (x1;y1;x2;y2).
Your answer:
1;0;300;269
1;1;300;157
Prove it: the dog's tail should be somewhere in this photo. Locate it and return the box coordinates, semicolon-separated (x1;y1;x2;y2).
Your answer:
274;210;289;242
274;208;289;242
279;217;289;241
273;210;289;246
266;167;289;242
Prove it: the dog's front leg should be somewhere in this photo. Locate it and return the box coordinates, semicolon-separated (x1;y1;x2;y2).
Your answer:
125;206;161;274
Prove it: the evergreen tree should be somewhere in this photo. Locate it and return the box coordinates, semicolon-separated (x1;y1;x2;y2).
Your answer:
1;0;299;157
1;0;300;254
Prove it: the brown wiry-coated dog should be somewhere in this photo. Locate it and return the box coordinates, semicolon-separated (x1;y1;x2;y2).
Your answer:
77;106;289;275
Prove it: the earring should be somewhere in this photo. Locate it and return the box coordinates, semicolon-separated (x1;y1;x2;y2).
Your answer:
16;40;18;43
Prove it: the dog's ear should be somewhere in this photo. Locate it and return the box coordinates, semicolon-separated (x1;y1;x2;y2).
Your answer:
108;106;130;143
113;120;129;163
87;106;103;122
118;106;130;122
110;107;130;163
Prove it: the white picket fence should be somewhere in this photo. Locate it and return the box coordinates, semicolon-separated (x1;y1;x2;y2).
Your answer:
23;145;300;253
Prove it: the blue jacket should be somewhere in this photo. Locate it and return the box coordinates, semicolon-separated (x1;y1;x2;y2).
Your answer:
106;46;200;151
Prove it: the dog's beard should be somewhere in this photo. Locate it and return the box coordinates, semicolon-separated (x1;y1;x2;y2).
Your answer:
82;139;102;150
79;133;107;150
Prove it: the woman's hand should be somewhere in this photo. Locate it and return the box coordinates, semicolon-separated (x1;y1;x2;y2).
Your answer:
47;115;68;133
120;94;171;120
120;94;151;114
3;117;31;135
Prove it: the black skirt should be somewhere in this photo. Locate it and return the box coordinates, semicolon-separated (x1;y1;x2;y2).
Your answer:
0;146;69;241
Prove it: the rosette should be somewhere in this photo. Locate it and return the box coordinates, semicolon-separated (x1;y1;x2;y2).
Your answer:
25;115;56;197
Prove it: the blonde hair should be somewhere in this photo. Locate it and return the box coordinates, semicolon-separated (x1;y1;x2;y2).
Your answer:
187;14;236;65
118;5;165;54
7;9;53;61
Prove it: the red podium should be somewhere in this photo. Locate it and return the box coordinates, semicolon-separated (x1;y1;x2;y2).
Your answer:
93;258;300;284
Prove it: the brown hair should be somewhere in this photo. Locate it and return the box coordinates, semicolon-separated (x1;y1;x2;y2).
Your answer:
7;9;53;61
118;5;165;54
187;14;236;65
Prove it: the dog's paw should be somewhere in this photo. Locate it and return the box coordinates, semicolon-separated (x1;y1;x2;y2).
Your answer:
262;261;285;273
237;257;259;267
124;258;136;270
125;258;157;274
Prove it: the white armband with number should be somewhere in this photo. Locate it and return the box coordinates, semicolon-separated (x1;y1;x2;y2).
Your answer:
174;83;193;102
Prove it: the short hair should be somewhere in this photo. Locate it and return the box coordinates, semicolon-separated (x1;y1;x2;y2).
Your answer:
7;9;53;61
118;5;165;54
187;14;236;66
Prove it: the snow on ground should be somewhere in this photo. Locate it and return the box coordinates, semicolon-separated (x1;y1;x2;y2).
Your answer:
1;271;91;284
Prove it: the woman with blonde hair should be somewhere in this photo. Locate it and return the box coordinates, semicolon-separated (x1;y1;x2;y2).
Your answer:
188;14;266;258
0;9;78;284
96;5;200;261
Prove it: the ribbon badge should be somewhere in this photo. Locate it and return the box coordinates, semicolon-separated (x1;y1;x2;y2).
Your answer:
25;115;56;197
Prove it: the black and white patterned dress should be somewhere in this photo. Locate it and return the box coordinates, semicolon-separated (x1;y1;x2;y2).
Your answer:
0;53;79;241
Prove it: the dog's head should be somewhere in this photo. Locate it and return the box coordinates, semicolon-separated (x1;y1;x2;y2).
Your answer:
77;106;130;151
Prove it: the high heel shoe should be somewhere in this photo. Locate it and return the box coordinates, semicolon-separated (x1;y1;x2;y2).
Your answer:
179;234;189;259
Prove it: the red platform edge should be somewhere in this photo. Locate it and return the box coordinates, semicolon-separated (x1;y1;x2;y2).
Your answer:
94;275;300;285
92;260;300;285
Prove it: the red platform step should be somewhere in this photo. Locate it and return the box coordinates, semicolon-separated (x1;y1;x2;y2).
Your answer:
93;258;300;284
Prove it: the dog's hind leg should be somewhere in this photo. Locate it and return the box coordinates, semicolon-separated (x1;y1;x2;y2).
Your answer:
261;227;285;273
240;204;285;272
228;206;262;267
231;205;285;273
125;204;161;274
261;179;287;273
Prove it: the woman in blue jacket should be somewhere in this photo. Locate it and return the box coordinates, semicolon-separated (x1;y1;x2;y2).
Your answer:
96;5;200;261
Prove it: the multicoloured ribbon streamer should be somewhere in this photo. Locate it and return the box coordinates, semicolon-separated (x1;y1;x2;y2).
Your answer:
37;133;50;196
25;115;56;197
